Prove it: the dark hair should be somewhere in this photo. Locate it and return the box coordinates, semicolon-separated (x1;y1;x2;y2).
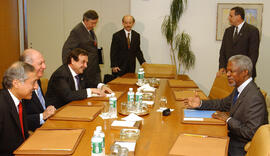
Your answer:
83;10;98;21
231;6;245;20
122;15;135;23
3;62;35;89
67;48;88;64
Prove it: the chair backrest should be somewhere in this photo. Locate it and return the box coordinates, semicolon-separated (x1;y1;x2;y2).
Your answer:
143;64;177;78
245;124;270;156
208;74;234;99
40;78;48;95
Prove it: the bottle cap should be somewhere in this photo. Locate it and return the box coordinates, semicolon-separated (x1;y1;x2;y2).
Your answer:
111;92;115;97
129;88;133;91
96;126;102;131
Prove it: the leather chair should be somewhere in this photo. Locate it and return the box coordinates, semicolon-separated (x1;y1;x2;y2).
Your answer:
245;124;270;156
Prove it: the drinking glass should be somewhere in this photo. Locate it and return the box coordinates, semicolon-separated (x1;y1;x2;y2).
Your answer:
159;96;167;110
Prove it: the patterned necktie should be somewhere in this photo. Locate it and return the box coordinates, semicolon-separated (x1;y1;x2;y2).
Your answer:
233;26;238;42
18;102;25;140
232;90;239;105
127;32;131;49
37;86;46;110
75;75;81;90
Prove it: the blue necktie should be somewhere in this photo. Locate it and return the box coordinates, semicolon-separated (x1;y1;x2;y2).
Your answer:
37;86;46;110
232;90;239;105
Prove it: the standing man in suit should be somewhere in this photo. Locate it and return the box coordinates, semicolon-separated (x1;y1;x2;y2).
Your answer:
184;55;268;156
47;48;112;109
20;49;56;131
218;7;260;78
62;10;101;88
0;62;38;155
110;15;146;77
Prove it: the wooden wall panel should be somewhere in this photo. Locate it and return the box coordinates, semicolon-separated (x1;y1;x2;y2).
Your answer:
0;0;20;88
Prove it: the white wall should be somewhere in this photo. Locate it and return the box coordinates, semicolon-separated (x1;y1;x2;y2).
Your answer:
131;0;270;96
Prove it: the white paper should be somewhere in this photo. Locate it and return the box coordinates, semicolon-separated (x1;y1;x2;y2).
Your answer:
183;117;204;121
115;141;136;151
111;120;136;127
122;113;143;121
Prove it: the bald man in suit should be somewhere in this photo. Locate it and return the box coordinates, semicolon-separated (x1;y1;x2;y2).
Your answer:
110;15;146;77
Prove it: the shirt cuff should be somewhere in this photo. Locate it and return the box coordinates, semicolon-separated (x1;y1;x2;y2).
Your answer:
97;83;104;89
40;113;45;124
86;88;92;98
199;100;202;108
226;117;232;123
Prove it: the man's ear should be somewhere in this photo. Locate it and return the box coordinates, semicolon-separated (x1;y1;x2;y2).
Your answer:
12;79;21;89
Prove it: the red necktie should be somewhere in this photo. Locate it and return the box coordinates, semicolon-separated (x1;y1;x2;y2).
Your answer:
18;102;25;140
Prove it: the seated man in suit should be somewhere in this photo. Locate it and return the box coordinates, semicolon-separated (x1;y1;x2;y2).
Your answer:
46;48;112;109
0;62;38;155
184;55;268;156
20;49;56;131
110;15;146;77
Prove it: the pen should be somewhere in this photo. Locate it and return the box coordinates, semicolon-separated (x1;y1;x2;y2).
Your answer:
183;133;208;138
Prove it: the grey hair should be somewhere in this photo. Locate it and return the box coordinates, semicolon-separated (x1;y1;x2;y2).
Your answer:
228;55;253;77
2;61;35;89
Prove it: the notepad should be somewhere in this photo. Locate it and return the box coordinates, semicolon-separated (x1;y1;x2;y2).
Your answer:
111;121;136;127
184;109;216;118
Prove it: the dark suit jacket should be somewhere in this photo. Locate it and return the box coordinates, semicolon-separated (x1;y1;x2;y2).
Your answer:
219;22;260;78
23;80;45;131
110;29;145;76
45;64;88;109
0;89;29;155
200;81;268;144
62;22;101;87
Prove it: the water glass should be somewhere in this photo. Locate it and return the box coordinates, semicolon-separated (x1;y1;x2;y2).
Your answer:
159;96;167;110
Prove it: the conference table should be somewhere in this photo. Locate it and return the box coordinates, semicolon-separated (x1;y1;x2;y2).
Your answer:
29;73;228;155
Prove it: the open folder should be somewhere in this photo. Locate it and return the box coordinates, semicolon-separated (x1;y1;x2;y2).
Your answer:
14;128;85;155
169;133;229;156
182;109;225;125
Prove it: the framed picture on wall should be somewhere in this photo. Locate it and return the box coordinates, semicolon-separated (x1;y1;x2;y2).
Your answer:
216;3;263;41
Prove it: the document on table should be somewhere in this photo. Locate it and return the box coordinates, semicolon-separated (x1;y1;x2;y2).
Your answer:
111;120;136;127
184;109;216;118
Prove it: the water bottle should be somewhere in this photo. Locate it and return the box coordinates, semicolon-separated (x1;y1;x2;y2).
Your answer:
91;131;103;156
109;93;117;118
96;126;105;155
127;88;134;105
138;68;144;85
135;89;143;112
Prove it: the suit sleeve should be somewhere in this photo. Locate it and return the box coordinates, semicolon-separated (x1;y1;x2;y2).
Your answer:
219;29;228;69
227;92;266;141
110;34;119;67
135;33;146;65
53;75;87;104
200;92;233;112
247;27;260;67
62;30;80;64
